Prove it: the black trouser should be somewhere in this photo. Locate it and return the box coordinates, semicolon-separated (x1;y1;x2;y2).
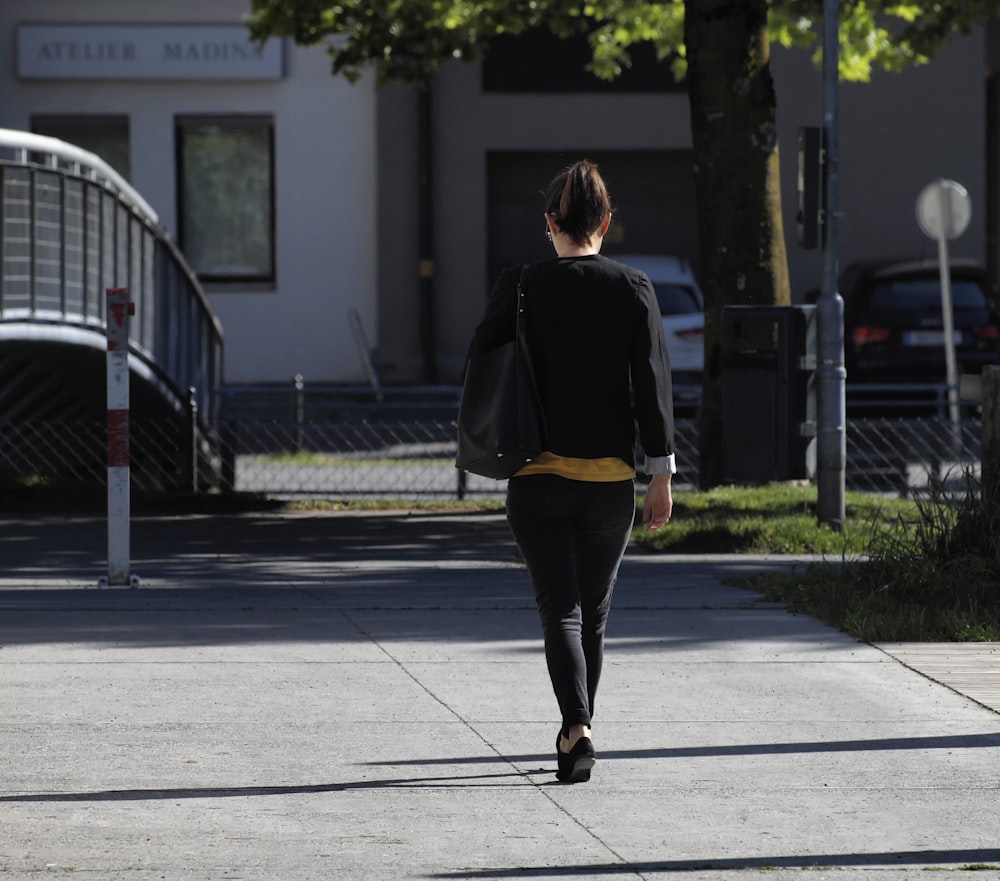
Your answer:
506;474;635;734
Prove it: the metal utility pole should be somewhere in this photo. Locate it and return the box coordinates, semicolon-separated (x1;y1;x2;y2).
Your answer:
417;87;438;384
816;0;847;529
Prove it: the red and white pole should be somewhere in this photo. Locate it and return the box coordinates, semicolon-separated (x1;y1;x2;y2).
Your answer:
104;287;138;587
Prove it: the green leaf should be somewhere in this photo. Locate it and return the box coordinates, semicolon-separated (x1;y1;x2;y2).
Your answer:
248;0;998;87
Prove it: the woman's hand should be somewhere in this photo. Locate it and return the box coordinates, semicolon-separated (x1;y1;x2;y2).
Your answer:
642;473;673;530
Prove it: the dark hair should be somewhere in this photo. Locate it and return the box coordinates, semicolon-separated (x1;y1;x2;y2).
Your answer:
544;159;612;246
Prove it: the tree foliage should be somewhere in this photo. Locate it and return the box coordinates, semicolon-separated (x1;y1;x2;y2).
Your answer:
248;0;1000;87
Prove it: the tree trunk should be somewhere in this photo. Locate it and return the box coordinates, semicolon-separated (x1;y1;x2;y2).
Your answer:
684;0;791;488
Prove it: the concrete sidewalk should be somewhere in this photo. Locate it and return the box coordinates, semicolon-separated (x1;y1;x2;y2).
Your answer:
0;509;998;880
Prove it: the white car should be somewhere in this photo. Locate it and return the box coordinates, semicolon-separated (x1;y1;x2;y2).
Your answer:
613;254;704;407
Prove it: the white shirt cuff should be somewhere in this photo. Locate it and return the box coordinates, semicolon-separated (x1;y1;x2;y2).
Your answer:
644;453;676;475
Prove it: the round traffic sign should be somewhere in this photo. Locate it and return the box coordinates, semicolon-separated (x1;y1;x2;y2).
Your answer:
916;179;971;240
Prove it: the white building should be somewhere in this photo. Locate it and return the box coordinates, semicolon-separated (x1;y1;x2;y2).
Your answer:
0;1;992;388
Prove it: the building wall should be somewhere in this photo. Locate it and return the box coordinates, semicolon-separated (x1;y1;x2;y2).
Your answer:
416;31;987;384
0;3;987;389
428;66;693;383
374;84;423;384
774;33;986;301
0;0;378;387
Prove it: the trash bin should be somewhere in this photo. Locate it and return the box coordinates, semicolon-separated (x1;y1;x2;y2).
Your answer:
722;305;816;483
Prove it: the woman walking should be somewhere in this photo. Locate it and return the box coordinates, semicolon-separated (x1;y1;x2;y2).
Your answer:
464;159;676;783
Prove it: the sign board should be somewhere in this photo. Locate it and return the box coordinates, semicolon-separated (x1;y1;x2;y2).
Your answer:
916;179;971;241
17;24;284;81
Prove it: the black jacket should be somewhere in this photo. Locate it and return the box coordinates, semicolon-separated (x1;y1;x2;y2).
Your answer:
467;254;675;472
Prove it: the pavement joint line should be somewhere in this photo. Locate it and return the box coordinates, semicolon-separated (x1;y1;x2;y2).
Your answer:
336;606;646;879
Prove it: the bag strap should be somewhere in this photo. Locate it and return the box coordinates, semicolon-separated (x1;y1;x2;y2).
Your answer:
514;264;548;443
516;264;529;341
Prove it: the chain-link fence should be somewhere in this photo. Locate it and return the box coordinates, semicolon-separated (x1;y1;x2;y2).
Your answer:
0;394;985;499
0;416;213;493
845;416;981;494
217;414;704;499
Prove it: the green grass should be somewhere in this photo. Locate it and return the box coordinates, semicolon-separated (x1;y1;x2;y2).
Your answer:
282;496;506;512
255;451;449;467
632;479;1000;643
632;482;917;556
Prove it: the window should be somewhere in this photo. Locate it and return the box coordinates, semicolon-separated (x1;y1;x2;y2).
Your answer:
31;115;131;179
176;115;275;284
869;279;991;324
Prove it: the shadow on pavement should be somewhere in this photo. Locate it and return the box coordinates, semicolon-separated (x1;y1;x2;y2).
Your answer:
0;508;521;579
428;850;1000;875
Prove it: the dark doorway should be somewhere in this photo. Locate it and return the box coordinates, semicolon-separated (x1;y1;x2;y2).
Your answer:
486;150;700;288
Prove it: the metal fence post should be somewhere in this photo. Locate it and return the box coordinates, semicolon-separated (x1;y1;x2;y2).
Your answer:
816;0;847;530
294;374;305;452
185;386;198;493
220;417;237;493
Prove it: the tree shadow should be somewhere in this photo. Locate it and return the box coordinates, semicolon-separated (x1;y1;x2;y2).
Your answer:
426;849;1000;876
362;731;1000;767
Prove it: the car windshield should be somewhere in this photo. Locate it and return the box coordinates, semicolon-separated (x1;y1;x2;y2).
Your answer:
868;278;990;324
654;283;701;316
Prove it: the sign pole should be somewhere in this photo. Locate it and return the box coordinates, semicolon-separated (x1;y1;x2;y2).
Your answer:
916;178;972;428
816;0;847;530
935;222;961;426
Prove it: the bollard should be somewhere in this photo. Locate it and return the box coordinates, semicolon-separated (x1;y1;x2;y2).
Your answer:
102;287;139;588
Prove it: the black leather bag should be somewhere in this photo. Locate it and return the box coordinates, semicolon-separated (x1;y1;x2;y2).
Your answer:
456;265;546;479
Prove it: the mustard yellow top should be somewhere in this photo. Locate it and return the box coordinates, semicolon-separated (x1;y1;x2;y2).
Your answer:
514;451;635;482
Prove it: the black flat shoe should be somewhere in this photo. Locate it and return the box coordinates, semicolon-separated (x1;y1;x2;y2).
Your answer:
556;733;572;779
556;735;596;783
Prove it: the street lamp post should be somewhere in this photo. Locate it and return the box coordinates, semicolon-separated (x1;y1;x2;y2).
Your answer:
816;0;847;529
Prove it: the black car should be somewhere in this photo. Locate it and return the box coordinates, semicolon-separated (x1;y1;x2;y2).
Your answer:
838;258;1000;385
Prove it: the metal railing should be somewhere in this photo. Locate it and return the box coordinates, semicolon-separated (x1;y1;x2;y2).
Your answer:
0;128;224;437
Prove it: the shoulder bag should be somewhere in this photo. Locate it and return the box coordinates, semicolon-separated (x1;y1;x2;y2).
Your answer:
455;265;546;479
